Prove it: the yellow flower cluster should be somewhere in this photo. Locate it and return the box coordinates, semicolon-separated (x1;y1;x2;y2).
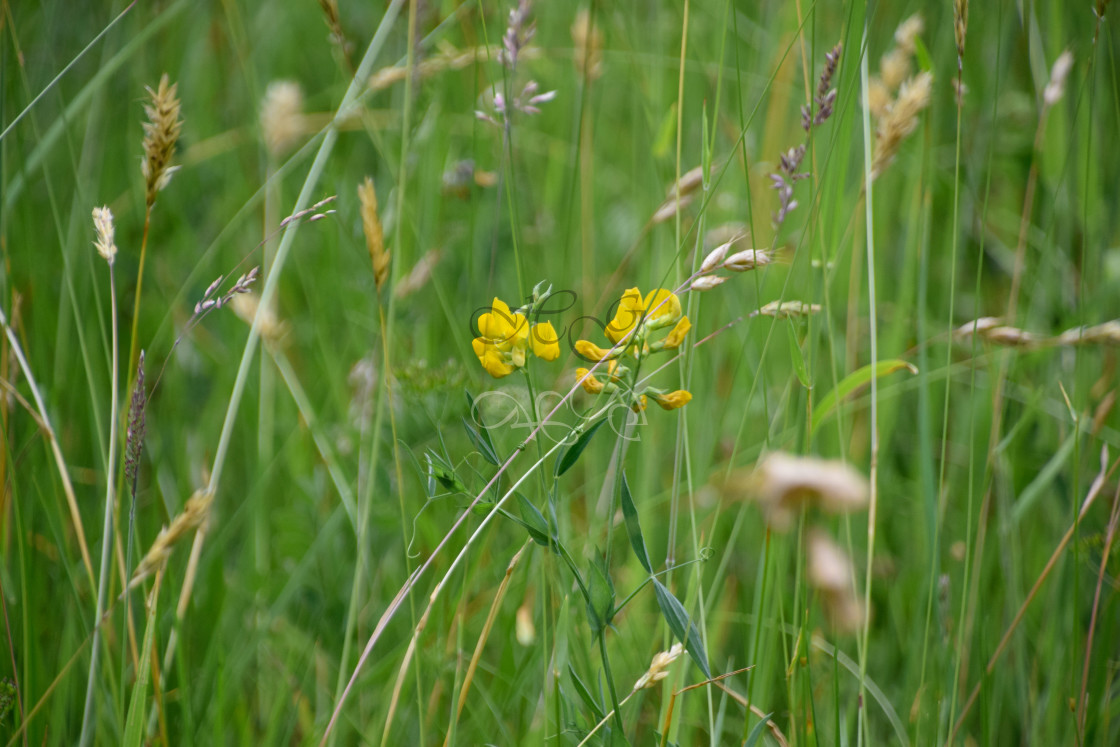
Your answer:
472;297;559;378
575;287;692;411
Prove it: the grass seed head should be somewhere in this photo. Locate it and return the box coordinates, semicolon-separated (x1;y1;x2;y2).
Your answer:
634;642;684;690
92;206;117;264
1043;50;1073;107
871;71;933;180
359;177;390;293
261;80;304;157
141;73;183;208
129;488;214;590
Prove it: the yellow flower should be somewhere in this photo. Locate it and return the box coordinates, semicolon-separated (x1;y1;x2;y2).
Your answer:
472;297;557;378
575;339;615;361
472;339;516;378
642;288;681;329
576;367;605;394
604;287;683;344
662;316;691;349
531;321;560;361
605;287;645;343
652;390;692;410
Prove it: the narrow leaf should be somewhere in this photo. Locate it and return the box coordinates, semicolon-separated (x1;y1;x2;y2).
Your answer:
786;320;811;389
556;419;606;476
619;472;652;573
515;493;552;546
462;417;499;466
586;556;615;633
123;590;159;746
568;664;605;721
464;390;500;464
652;579;711;678
811;359;918;435
744;713;774;747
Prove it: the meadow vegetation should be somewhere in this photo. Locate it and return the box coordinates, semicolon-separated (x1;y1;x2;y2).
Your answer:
1;0;1119;744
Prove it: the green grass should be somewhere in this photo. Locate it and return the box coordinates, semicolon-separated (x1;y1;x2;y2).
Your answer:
2;0;1119;744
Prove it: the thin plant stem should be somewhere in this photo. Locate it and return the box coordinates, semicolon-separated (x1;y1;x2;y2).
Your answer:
79;267;119;747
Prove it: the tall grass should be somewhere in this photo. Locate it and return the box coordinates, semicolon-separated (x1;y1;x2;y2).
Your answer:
1;1;1118;744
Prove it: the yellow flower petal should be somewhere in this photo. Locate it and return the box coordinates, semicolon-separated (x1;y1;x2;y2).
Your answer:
480;351;515;377
575;339;613;361
663;316;691;349
576;367;605;394
652;390;692;410
606;287;644;343
643;289;681;328
531;322;560;361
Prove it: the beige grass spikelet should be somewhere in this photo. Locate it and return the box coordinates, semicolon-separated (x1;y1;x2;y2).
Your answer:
871;71;932;180
128;488;214;591
141;73;183;208
261;80;305;157
359;177;390;293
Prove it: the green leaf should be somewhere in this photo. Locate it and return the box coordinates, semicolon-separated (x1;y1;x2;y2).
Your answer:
462;417;499;466
787;319;811;389
652;579;711;679
464;390;500;465
515;493;552;546
426;451;467;493
568;664;605;721
619;472;652;573
586;554;615;633
811;359;918;435
123;591;159;747
555;419;606;476
744;713;773;747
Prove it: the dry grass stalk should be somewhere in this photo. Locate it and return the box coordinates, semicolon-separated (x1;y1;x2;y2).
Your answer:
870;71;932;180
141;74;183;208
571;9;603;80
260;80;304;157
91;206;117;264
128;488;214;591
358;177;390;293
369;44;540;92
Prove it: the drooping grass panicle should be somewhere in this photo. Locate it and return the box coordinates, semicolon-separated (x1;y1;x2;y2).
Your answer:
870;71;933;181
359;176;390;293
193;266;260;316
141;73;183;209
124;351;147;490
91;206;117;265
